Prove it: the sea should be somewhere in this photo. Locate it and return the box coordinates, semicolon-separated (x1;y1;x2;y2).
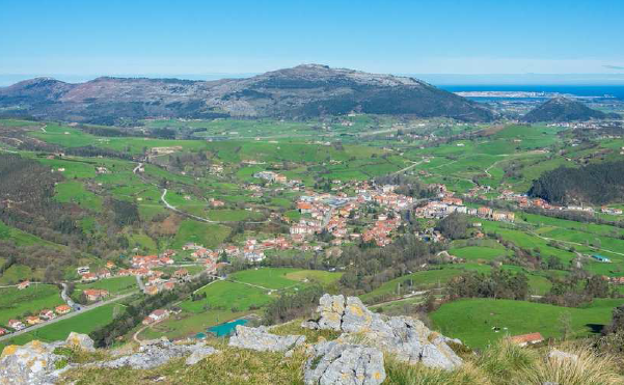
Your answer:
437;85;624;100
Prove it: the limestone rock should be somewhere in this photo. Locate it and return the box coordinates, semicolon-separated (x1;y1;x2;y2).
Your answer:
229;325;306;352
0;340;61;385
65;332;95;352
547;350;579;363
316;294;345;331
303;295;463;370
304;340;386;385
185;346;218;365
94;340;211;370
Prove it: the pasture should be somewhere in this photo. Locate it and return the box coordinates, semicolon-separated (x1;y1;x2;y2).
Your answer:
431;298;623;349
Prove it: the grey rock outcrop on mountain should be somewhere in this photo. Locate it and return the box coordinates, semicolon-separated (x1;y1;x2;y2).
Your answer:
228;325;306;352
94;339;217;370
304;341;386;385
0;64;496;124
65;331;96;352
303;294;463;370
521;96;618;122
0;340;62;385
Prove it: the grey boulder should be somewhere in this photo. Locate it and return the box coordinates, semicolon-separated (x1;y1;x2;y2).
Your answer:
229;325;306;352
304;341;386;385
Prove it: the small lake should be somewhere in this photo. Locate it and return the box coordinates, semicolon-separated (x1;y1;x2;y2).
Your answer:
207;319;248;337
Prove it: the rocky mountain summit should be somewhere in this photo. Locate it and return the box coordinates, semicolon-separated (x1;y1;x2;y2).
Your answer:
521;96;618;122
0;65;495;124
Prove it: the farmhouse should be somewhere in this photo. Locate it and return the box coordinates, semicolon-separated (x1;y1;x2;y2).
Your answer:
0;328;7;336
83;289;110;302
39;309;55;320
81;273;98;282
142;309;170;325
25;316;42;325
508;332;544;347
17;280;30;290
8;319;25;331
55;304;72;315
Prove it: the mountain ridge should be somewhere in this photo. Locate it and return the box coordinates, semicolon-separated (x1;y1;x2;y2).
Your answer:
0;64;496;124
521;96;618;122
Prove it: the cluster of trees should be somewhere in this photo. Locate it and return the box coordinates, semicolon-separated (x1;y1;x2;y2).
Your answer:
90;274;214;347
373;174;436;199
528;161;624;205
0;154;84;246
435;213;470;240
338;234;432;293
263;285;324;325
542;274;617;307
447;269;529;300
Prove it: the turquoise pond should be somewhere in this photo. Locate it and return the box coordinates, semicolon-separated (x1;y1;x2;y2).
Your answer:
207;319;248;337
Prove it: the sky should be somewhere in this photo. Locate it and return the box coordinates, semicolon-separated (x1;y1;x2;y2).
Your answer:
1;0;623;83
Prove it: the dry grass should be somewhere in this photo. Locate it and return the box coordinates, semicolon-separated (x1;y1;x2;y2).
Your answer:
518;343;624;385
58;335;624;385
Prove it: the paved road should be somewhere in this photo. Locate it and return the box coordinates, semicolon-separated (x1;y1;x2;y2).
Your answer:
160;188;269;225
60;283;76;307
0;292;138;343
135;275;146;292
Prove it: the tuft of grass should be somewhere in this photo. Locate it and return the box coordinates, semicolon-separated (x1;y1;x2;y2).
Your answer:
385;357;491;385
476;339;537;380
270;320;341;343
519;343;624;385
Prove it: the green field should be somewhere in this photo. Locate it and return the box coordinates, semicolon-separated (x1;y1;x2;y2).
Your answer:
171;220;232;249
431;298;623;349
0;284;63;326
0;303;124;349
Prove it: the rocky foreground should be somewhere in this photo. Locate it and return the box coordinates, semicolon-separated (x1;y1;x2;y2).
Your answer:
0;294;463;385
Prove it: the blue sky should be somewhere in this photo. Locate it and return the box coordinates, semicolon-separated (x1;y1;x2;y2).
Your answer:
1;0;623;80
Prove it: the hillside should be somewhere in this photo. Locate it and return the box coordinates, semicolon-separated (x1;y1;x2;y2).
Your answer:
528;160;624;205
0;64;495;124
521;96;616;123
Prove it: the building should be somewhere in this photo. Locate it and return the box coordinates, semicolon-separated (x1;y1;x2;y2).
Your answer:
508;332;544;347
25;316;42;326
8;319;25;331
17;280;30;290
39;309;55;320
55;304;72;315
81;273;98;283
145;285;159;296
592;255;612;263
83;289;109;302
0;328;7;336
142;309;170;325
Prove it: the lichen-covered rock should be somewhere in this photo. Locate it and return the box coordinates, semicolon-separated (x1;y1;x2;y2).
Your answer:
0;340;61;385
65;332;95;352
304;341;386;385
303;295;463;370
316;294;346;331
341;297;392;335
185;346;219;365
93;340;212;370
229;325;306;352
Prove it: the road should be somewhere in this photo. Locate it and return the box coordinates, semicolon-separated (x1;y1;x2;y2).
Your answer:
132;162;143;174
160;188;269;225
390;160;424;176
0;291;138;343
60;283;76;307
135;275;146;292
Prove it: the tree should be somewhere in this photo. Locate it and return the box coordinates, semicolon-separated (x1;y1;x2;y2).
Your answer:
436;213;469;240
